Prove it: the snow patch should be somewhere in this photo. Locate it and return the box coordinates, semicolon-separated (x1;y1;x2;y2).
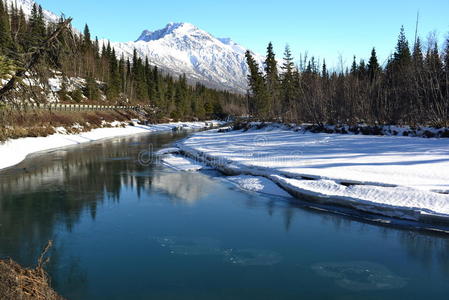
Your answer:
178;127;449;224
227;175;291;197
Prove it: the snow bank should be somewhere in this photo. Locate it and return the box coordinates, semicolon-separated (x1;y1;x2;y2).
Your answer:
271;175;449;222
0;121;222;171
178;126;449;224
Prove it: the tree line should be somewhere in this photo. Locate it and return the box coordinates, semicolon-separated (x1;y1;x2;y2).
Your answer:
0;0;244;120
246;26;449;126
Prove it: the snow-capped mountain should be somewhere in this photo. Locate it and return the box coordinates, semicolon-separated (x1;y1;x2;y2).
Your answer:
6;0;263;93
104;22;264;93
4;0;60;23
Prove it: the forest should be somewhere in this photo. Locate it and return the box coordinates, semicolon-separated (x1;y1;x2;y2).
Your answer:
0;0;244;120
1;0;448;127
245;27;449;126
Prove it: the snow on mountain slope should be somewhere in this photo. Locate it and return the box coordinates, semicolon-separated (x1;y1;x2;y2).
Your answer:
103;22;264;93
4;0;60;23
6;1;262;93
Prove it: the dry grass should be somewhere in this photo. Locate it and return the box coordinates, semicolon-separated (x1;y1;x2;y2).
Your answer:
0;109;139;142
0;242;64;300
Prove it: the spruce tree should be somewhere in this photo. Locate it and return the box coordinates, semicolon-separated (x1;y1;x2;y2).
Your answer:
84;76;100;100
264;42;278;116
106;48;121;100
245;50;268;117
83;24;92;49
281;45;295;119
443;37;449;75
0;0;14;56
350;56;358;75
27;4;46;49
426;41;443;74
322;59;328;79
412;37;424;69
367;47;381;80
394;26;412;66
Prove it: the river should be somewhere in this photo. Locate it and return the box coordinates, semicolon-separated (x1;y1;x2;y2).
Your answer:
0;131;448;299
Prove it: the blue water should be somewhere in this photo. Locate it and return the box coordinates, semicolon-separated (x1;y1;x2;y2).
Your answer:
0;131;448;299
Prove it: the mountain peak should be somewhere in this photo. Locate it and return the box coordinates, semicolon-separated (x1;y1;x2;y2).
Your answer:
135;22;200;42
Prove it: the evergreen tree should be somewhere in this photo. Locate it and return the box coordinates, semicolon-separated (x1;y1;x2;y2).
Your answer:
280;45;295;119
322;59;328;79
0;0;14;56
94;37;100;59
27;4;46;49
264;42;278;85
264;42;279;116
350;56;358;75
393;26;412;66
443;37;449;75
426;41;443;74
367;47;381;80
83;24;92;49
84;76;99;100
0;55;15;79
412;37;424;69
106;48;121;99
245;50;268;117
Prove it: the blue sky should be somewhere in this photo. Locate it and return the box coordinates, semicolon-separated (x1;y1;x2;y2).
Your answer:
39;0;449;69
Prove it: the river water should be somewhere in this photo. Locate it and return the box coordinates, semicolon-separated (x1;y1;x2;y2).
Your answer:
0;131;448;299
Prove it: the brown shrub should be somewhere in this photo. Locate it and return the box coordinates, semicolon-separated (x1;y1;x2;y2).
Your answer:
0;109;134;142
0;242;64;300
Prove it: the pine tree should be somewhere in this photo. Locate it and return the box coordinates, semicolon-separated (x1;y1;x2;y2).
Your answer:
0;0;14;56
444;37;449;106
27;4;46;49
11;7;27;51
367;47;381;80
106;48;121;100
426;41;443;74
412;37;424;69
0;55;15;79
280;45;295;120
444;37;449;75
245;50;268;117
83;24;92;49
94;37;100;59
264;42;279;116
394;26;412;67
322;59;328;79
350;56;358;75
84;76;100;100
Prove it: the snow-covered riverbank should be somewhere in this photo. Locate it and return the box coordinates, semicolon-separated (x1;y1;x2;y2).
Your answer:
0;121;221;171
172;125;449;225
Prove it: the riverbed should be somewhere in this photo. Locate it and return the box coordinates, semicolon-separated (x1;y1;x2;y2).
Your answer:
0;131;448;299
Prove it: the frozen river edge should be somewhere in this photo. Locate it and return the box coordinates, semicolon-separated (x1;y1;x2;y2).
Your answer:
0;121;222;171
170;126;449;232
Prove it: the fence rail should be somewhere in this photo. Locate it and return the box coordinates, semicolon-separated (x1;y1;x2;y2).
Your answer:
6;103;149;112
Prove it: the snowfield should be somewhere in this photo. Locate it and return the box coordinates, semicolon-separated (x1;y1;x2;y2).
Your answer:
103;22;265;93
175;126;449;224
0;121;221;171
